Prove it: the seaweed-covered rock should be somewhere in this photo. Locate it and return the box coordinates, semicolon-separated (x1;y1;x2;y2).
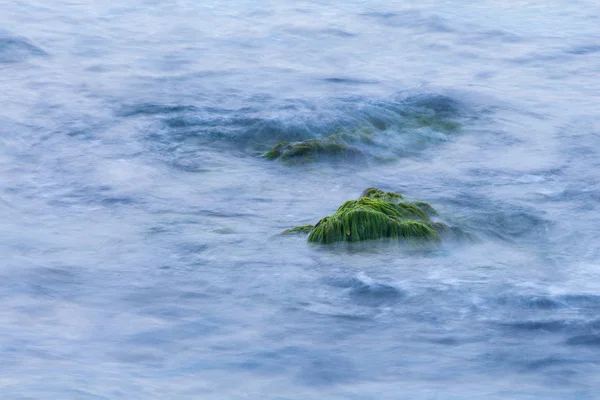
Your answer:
264;137;363;163
284;188;471;245
361;187;403;203
413;201;438;216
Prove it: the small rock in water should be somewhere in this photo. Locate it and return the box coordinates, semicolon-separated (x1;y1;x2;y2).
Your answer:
283;188;472;245
263;136;363;164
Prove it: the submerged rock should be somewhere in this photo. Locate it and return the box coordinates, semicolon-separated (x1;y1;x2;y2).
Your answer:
284;188;471;245
262;108;462;165
401;113;461;133
264;136;363;163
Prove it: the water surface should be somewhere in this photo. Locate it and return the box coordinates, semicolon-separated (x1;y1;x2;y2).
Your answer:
1;1;600;398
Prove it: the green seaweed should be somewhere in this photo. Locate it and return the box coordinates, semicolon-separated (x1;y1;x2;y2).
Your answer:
412;114;461;132
362;187;404;203
263;137;363;163
308;209;438;244
413;201;438;216
283;188;471;245
263;142;287;160
307;189;440;245
280;225;314;235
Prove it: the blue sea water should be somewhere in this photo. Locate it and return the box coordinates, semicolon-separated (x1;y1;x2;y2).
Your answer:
1;1;600;398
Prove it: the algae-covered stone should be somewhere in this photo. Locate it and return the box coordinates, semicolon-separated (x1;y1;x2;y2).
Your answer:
308;196;439;244
413;201;438;216
361;187;404;203
284;188;472;245
280;225;314;235
264;137;363;163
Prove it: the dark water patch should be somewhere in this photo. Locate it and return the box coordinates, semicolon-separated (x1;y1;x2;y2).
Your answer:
361;10;454;33
540;187;600;207
323;276;405;307
443;192;551;242
524;357;588;371
126;320;220;345
296;354;358;386
25;283;61;299
30;266;85;287
321;77;379;85
119;283;223;316
16;266;92;301
505;44;600;67
109;350;165;365
0;35;46;64
558;294;600;309
287;302;376;324
117;103;199;117
66;129;97;140
458;29;523;47
98;196;138;206
506;53;564;66
427;336;461;345
229;346;359;386
190;208;258;219
481;29;522;43
566;44;600;55
162;115;207;129
46;185;141;208
228;346;303;374
179;243;210;254
565;334;600;347
466;167;562;187
281;26;357;39
321;28;356;38
497;320;569;333
169;155;209;172
495;294;565;310
414;330;486;346
326;312;373;322
150;114;316;150
311;238;445;256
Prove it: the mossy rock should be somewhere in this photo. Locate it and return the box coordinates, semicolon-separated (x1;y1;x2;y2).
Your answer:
264;137;363;163
362;187;404;203
413;201;438;216
284;188;472;245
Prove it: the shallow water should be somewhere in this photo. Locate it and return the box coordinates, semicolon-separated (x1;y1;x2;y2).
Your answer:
2;1;600;398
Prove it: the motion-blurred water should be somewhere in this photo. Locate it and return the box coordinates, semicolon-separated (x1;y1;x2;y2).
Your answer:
1;1;600;398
